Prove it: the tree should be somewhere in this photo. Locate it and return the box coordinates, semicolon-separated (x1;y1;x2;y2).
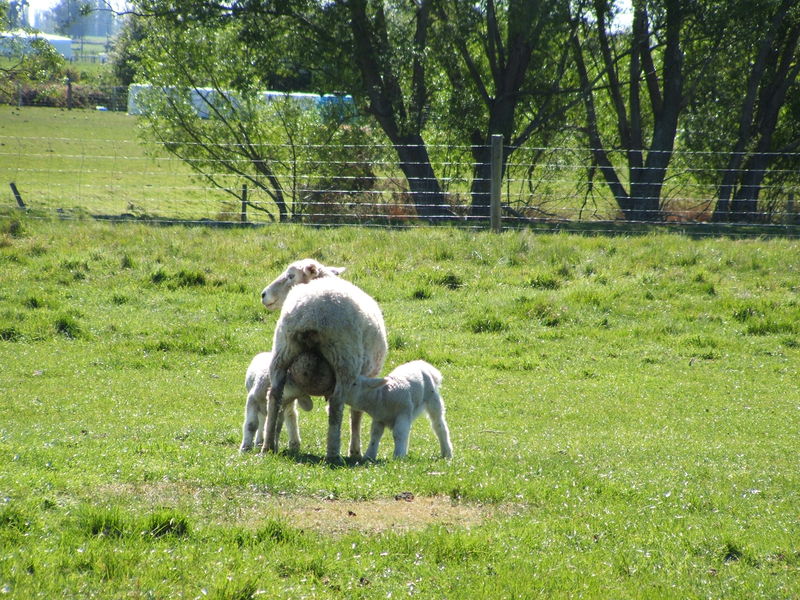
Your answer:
572;0;689;222
0;2;64;104
432;0;577;217
110;13;146;87
130;0;455;220
133;18;383;223
46;0;116;39
682;0;800;223
342;0;453;220
5;0;29;28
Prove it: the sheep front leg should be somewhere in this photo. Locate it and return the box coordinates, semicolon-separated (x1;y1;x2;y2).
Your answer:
349;409;363;460
240;389;263;452
263;373;286;453
391;414;412;459
364;419;385;461
242;370;271;453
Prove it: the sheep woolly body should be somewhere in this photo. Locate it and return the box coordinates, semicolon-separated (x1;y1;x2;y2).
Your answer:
351;360;453;460
264;268;388;461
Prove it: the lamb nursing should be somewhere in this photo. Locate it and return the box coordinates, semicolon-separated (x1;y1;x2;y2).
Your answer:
348;360;453;460
240;350;334;453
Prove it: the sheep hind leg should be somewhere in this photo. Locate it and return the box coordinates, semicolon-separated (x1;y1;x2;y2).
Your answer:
320;349;360;462
283;400;301;453
391;415;412;459
325;392;345;463
426;397;453;459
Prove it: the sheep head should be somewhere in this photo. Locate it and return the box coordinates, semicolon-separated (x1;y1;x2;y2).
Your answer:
261;258;345;310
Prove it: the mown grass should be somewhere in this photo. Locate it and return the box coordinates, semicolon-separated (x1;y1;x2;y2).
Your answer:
0;214;798;598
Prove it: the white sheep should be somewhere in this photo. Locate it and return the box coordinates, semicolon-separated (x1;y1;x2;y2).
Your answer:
261;260;387;461
240;351;313;453
252;258;342;453
348;360;453;460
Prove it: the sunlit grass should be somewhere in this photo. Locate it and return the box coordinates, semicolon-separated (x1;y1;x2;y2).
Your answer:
0;105;240;221
0;216;798;598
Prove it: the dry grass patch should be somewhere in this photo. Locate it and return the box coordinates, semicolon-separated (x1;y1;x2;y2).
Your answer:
278;494;500;536
93;482;517;536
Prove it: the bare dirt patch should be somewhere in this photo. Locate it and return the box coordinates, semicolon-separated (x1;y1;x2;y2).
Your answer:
93;482;517;536
277;494;497;536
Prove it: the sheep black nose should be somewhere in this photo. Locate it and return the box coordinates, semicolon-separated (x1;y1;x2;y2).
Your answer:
261;291;266;299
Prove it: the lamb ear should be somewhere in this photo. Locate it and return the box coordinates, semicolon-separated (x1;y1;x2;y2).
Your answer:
303;263;319;278
361;376;387;389
329;266;346;276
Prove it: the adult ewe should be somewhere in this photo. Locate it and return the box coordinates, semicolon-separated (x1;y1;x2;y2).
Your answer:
261;259;387;461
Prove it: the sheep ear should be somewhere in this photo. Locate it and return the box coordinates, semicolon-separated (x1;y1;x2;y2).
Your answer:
303;263;319;278
329;266;346;276
362;376;387;389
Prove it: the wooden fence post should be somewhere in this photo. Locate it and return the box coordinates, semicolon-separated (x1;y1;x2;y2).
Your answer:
241;184;248;223
490;134;503;233
10;183;25;209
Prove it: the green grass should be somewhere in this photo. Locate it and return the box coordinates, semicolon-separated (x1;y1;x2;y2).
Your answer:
0;105;250;222
1;215;799;598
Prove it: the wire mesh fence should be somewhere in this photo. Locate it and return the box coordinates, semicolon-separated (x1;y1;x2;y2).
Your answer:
3;129;800;235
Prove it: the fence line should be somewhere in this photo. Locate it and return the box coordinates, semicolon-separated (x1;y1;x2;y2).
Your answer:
6;135;800;159
3;132;800;233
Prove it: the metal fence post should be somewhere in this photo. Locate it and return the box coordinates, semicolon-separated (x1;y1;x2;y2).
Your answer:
490;134;503;232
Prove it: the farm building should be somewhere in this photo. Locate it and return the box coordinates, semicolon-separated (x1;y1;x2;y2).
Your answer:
0;30;73;60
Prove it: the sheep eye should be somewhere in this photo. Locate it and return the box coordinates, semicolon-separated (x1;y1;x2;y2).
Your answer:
287;273;295;280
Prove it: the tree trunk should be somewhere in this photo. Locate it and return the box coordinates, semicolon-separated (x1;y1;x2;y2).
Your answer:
470;146;493;219
729;156;768;222
346;0;451;222
573;0;685;222
713;2;800;223
395;139;449;220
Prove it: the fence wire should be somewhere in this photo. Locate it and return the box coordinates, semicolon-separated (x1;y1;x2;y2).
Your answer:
3;133;800;235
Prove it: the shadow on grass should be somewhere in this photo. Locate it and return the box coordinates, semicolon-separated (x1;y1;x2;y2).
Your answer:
283;451;381;469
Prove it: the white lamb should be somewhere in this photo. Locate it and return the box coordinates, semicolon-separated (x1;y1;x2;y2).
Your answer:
240;351;314;453
261;259;388;462
242;349;336;454
239;352;322;452
349;360;453;460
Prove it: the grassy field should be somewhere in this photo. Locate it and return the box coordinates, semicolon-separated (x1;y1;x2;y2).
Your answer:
0;106;250;222
1;213;798;598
